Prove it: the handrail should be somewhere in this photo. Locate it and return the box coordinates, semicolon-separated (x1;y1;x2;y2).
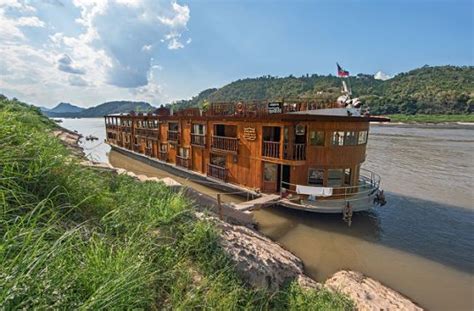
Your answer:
262;141;280;158
207;163;228;182
211;135;238;153
280;168;381;199
191;133;206;146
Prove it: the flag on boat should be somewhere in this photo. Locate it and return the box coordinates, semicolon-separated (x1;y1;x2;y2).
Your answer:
337;63;349;77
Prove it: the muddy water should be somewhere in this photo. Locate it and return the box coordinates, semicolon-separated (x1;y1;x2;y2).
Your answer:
60;118;474;310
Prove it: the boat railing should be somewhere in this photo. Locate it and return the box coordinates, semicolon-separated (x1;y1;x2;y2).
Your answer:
176;155;190;169
136;128;158;137
159;150;168;162
281;169;381;202
262;141;280;158
283;143;306;161
211;136;238;153
167;130;180;143
106;125;119;131
145;146;154;157
207;99;338;117
207;163;228;182
191;133;206;146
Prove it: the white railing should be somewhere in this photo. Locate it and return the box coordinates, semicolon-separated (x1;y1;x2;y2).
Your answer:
281;168;381;202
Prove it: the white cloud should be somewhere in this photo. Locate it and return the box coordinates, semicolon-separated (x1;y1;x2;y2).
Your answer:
16;16;45;27
68;75;90;86
374;71;393;81
130;82;165;104
0;4;45;40
0;0;190;107
158;2;190;28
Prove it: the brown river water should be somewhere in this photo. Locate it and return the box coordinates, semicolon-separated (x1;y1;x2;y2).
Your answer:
60;118;473;310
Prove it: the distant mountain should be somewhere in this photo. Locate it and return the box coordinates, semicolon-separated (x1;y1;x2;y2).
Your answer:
80;101;154;117
38;106;51;112
44;101;154;118
172;65;473;115
49;102;85;114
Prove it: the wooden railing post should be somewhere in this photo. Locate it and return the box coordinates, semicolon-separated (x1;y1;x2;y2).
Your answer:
217;193;223;220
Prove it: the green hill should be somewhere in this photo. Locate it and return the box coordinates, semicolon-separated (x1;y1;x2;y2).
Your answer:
45;101;154;118
173;65;473;115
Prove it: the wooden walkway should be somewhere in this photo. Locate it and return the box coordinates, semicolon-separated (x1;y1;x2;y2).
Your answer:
232;194;280;211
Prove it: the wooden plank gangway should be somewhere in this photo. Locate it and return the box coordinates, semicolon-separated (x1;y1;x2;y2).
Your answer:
231;194;280;211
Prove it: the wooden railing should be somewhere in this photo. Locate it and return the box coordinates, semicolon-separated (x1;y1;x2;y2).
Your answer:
121;126;131;133
211;136;238;153
262;141;280;158
106;125;119;131
191;133;206;146
207;164;228;182
167;130;179;142
176;155;190;169
145;147;153;157
159;151;168;162
136;128;158;138
283;143;306;161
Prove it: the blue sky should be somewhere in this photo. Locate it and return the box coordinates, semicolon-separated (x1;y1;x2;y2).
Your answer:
0;0;472;108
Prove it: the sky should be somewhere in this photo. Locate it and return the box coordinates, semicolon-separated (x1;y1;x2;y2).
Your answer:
0;0;472;108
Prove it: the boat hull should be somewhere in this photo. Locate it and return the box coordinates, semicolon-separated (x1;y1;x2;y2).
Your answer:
278;191;379;214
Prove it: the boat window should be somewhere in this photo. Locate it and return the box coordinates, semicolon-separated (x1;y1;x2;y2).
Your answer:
328;169;343;187
308;168;324;186
210;153;226;167
160;144;168;152
345;132;357;145
263;126;281;142
344;168;352;185
309;131;325;146
169;122;179;132
147;140;152;149
331;131;345;146
263;162;278;182
178;147;189;158
358;130;368;144
192;124;206;135
214;124;237;137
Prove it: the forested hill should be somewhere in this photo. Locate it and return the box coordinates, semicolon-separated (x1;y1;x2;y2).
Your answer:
45;101;154;118
173;65;473;115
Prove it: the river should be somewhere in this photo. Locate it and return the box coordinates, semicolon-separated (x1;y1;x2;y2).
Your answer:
59;118;473;310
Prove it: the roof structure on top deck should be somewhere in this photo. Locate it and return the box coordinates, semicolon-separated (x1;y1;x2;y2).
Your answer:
104;99;391;123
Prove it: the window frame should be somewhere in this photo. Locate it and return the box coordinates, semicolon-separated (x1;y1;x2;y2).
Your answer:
309;130;325;146
308;168;324;186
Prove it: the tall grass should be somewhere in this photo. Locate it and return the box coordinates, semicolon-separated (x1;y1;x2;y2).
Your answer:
0;97;353;309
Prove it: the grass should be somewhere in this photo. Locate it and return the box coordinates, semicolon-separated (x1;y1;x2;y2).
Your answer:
0;97;353;309
387;114;474;123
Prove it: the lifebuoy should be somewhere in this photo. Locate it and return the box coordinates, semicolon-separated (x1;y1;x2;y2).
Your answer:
236;102;243;113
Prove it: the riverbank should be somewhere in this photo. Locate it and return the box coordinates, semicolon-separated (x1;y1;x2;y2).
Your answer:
1;99;355;309
385;114;473;123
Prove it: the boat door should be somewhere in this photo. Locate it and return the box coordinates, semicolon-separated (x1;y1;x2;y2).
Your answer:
262;162;279;193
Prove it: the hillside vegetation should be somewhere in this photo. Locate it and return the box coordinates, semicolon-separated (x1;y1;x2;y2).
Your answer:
0;96;352;309
173;65;473;115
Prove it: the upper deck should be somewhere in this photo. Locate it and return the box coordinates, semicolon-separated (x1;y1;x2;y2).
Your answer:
106;99;389;123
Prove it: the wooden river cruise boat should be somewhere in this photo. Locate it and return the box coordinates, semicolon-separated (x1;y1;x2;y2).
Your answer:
105;92;389;214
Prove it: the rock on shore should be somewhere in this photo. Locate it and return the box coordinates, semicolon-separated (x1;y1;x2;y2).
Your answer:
325;270;422;310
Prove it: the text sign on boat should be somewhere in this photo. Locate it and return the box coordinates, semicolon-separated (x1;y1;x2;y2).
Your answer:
268;102;282;114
